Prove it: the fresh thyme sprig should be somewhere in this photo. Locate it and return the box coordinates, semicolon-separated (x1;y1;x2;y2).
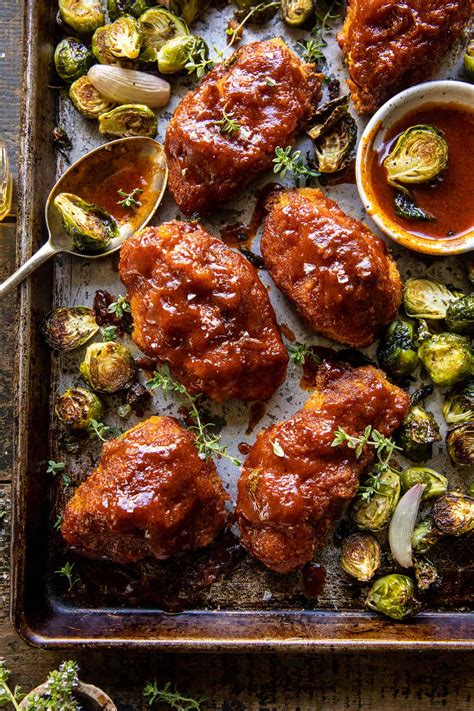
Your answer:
56;562;80;591
47;460;66;476
107;295;130;320
144;681;205;710
100;324;118;342
226;1;280;46
288;342;321;366
117;187;143;210
273;146;320;181
213;107;240;136
146;365;241;467
87;419;121;442
22;661;81;711
298;38;326;64
0;660;22;710
53;514;63;531
185;46;218;78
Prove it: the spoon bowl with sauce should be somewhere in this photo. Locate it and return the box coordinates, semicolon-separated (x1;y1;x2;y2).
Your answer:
356;81;474;255
0;136;168;298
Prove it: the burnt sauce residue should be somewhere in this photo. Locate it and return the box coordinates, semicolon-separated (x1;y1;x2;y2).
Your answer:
302;562;326;599
246;401;266;435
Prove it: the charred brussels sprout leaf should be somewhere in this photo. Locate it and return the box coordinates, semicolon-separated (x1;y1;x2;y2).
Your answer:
42;307;99;351
54;193;118;253
433;492;474;536
412;517;444;554
403;277;459;320
139;8;189;63
54;37;94;84
413;557;438;591
56;387;103;430
446;294;474;335
340;533;381;582
108;0;155;20
443;380;474;424
397;403;441;462
418;333;473;387
158;35;208;74
366;574;420;621
377;319;419;378
58;0;105;34
281;0;314;27
446;421;474;466
171;0;211;25
308;96;357;174
400;467;448;500
394;190;434;222
384;125;448;188
464;38;474;81
351;468;400;532
98;104;157;138
80;342;135;393
69;76;116;117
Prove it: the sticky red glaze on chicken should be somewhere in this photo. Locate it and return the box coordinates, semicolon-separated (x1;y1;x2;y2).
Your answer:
237;361;410;573
119;221;288;402
261;188;402;347
61;416;227;563
338;0;473;114
165;38;321;215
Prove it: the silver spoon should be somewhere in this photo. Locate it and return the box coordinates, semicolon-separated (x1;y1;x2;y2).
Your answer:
0;136;168;299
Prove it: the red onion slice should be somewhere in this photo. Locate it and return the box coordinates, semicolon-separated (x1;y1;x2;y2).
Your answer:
389;483;426;568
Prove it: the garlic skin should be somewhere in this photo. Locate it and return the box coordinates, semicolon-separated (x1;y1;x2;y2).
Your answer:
88;65;170;108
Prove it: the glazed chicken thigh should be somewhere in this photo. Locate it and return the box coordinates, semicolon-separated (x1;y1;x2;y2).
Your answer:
119;221;288;402
237;361;410;573
61;416;227;563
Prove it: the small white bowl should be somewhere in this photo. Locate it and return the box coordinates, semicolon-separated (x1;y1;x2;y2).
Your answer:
355;80;474;255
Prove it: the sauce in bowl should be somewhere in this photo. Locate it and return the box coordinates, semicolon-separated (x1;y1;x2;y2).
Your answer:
367;102;474;242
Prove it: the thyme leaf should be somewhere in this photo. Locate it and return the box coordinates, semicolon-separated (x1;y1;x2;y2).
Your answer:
273;146;320;181
107;295;130;320
288;342;321;366
55;562;80;591
144;681;205;710
117;187;143;210
47;460;66;476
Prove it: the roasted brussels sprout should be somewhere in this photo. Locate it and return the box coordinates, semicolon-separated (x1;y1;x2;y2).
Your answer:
468;481;474;497
108;0;155;20
171;0;211;25
95;14;143;64
308;96;357;174
397;403;441;462
377;319;419;378
54;193;118;253
412;517;444;554
58;0;105;34
394;190;434;222
433;492;474;536
384;125;448;189
139;8;189;63
446;294;474;335
281;0;314;27
98;104;157;138
413;557;438;591
446;421;474;466
69;76;116;117
340;533;381;582
366;574;420;621
352;468;400;532
400;467;448;500
42;307;99;351
403;277;458;320
54;37;94;84
56;387;103;430
157;34;207;74
418;333;473;387
464;38;474;81
80;342;135;393
443;380;474;424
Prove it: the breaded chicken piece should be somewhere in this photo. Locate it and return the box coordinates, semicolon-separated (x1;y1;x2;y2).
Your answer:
119;221;288;402
261;188;402;348
236;361;410;573
61;416;227;563
338;0;472;114
165;39;321;215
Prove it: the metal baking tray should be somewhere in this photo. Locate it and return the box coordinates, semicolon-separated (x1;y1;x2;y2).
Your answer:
11;0;473;649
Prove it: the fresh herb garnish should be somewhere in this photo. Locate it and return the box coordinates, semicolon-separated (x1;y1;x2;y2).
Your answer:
0;659;22;709
47;460;66;476
143;681;205;710
87;419;121;442
265;76;277;86
226;1;280;46
147;365;241;467
213;107;240;136
107;295;130;320
288;342;321;366
185;45;217;78
117;187;143;210
53;514;63;531
272;440;285;458
298;38;326;64
55;562;80;591
273;146;320;180
23;661;80;711
100;324;118;342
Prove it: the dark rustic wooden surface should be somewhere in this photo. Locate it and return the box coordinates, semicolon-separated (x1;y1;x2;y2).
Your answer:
0;2;473;709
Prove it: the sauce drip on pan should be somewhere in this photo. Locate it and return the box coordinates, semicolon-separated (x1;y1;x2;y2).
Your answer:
302;562;326;598
220;182;284;251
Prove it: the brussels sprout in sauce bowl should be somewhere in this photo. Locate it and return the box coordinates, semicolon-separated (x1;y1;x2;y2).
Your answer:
356;81;474;255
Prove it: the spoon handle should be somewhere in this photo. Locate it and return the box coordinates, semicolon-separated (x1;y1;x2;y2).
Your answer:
0;241;59;300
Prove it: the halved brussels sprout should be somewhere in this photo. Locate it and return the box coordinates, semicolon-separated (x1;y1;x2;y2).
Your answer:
413;557;438;591
281;0;314;27
366;574;420;621
384;125;448;188
418;333;473;387
42;307;99;351
54;193;118;253
351;468;400;532
446;294;474;335
403;277;458;320
56;387;103;430
308;96;357;174
170;0;210;25
412;517;444;554
102;14;143;60
139;8;189;63
433;492;474;536
54;37;94;84
108;0;155;20
377;319;419;378
340;533;381;582
58;0;105;34
80;341;135;393
157;34;208;74
69;76;116;117
397;403;441;462
443;380;474;424
400;467;448;500
98;104;157;138
446;421;474;466
464;38;474;81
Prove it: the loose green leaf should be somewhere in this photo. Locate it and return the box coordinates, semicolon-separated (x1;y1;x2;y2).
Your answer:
107;294;131;319
288;342;321;366
87;419;121;442
100;325;118;342
117;187;143;210
144;681;205;710
47;460;66;476
273;146;320;181
55;562;80;591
